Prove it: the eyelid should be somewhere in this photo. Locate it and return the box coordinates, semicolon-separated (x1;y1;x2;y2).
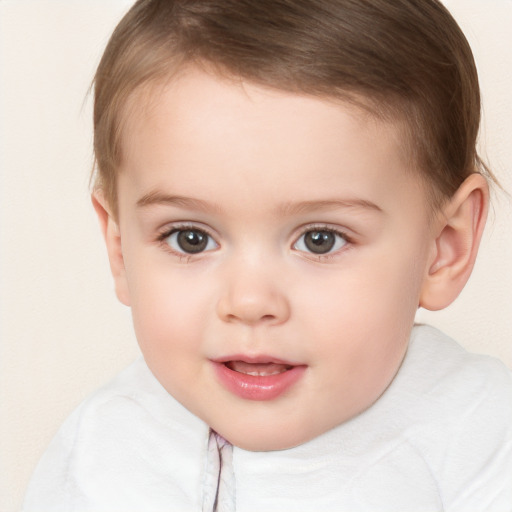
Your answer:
157;221;217;239
294;223;353;241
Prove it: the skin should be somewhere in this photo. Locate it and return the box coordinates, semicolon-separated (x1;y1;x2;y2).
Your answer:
94;68;488;451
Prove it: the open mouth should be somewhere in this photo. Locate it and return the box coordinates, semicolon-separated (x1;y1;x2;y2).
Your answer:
223;361;293;377
213;356;306;400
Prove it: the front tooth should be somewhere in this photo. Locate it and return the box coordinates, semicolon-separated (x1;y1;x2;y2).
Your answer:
227;361;291;376
245;369;282;376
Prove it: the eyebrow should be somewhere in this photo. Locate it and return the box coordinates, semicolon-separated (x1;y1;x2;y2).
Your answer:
136;191;382;216
276;198;383;216
136;192;222;214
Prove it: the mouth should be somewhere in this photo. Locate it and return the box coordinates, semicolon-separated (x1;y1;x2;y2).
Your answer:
223;360;294;377
212;356;306;401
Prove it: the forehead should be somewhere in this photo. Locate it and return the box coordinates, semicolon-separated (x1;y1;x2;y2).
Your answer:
118;68;429;217
121;67;398;156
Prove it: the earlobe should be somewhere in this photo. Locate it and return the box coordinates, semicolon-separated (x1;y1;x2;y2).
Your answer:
419;173;489;311
91;191;131;306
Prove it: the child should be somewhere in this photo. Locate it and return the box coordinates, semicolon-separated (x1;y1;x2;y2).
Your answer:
23;0;512;510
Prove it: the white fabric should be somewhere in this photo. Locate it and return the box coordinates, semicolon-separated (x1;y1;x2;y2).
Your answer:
23;325;512;512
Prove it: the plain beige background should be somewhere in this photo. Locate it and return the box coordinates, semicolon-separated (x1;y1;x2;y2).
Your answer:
0;1;511;511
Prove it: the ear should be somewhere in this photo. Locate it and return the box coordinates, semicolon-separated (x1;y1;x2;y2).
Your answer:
419;173;489;311
91;191;131;306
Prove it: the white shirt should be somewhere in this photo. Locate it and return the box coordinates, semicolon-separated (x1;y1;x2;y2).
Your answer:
23;325;512;511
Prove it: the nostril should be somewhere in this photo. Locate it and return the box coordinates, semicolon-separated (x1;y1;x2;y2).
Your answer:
224;312;276;325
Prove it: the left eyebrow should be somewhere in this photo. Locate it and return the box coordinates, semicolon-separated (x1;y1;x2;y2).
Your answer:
276;198;383;216
136;191;222;214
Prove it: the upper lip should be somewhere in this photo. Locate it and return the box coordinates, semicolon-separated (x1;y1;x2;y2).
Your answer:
212;354;302;366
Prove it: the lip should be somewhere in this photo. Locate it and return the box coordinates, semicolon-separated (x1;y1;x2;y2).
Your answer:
212;355;306;401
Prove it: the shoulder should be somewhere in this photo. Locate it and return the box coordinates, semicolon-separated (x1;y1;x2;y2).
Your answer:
404;324;512;414
400;325;512;510
45;357;181;451
23;358;209;512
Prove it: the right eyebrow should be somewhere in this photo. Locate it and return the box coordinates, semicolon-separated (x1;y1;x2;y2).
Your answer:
136;191;222;214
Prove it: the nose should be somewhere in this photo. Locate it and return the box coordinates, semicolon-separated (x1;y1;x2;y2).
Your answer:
216;261;291;326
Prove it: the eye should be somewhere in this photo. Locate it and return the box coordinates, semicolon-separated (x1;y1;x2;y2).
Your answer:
164;228;218;254
293;229;348;255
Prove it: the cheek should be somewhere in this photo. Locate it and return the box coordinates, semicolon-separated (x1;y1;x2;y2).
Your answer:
298;246;426;365
303;258;420;326
127;264;213;353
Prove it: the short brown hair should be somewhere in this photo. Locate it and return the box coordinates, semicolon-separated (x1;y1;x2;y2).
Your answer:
93;0;491;214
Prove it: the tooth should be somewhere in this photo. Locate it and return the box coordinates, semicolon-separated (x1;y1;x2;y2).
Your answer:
244;369;284;376
225;361;292;376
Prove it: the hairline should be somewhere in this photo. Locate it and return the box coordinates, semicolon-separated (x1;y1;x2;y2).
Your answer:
94;58;446;220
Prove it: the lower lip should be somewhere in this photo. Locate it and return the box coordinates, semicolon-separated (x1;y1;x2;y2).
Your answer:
212;362;306;401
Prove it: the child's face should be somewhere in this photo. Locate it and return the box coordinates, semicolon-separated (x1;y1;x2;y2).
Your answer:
112;68;436;450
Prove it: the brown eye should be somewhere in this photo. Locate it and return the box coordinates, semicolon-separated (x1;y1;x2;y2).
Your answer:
304;231;335;254
165;228;217;254
294;229;347;255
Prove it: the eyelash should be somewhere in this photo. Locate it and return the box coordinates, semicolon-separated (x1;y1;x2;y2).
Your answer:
293;225;352;261
156;223;352;260
157;224;218;260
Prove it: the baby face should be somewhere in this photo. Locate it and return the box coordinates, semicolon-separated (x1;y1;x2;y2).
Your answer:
112;68;435;450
